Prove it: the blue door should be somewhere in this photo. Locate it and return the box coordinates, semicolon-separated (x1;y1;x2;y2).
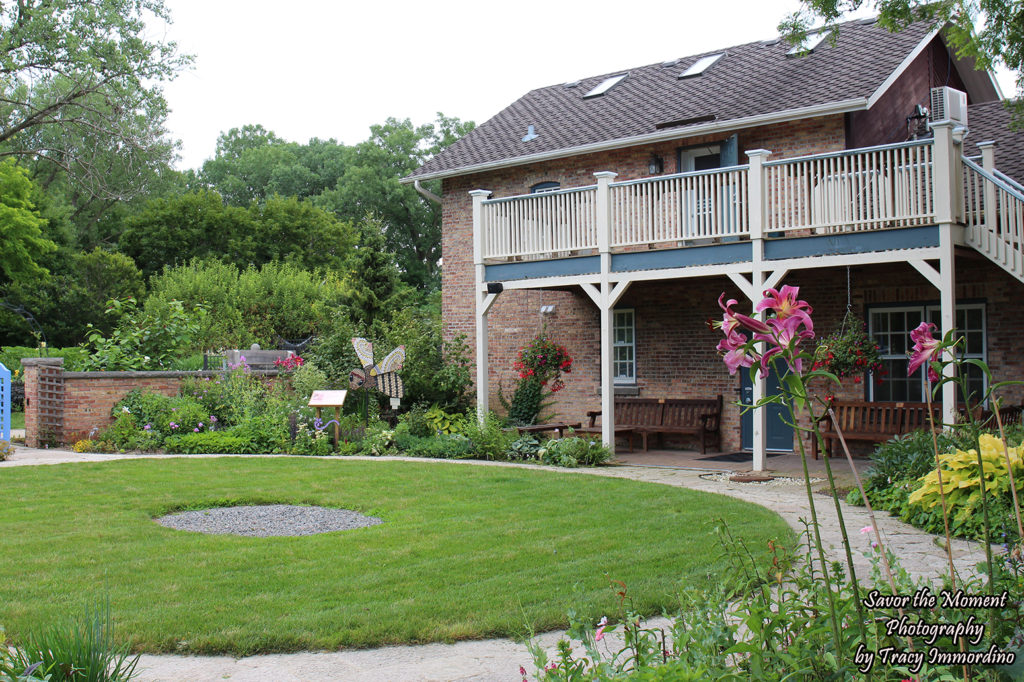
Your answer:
740;367;794;452
0;362;10;442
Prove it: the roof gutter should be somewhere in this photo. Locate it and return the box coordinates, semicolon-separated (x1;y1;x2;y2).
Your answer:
400;97;869;184
413;179;441;204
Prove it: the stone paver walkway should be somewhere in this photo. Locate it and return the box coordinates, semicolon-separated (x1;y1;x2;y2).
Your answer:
1;447;989;681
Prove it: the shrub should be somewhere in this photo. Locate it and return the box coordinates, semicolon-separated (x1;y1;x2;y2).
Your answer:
906;433;1024;541
290;361;328;401
96;411;163;452
505;436;541;462
145;258;348;351
0;346;89;373
163;431;257;455
0;440;12;461
80;298;206;371
394;432;472;459
423;405;467;435
288;424;336;456
862;429;968;497
72;440;94;453
538;437;612;468
464;412;515;461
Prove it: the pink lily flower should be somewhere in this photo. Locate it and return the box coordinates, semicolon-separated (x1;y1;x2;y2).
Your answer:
756;285;813;324
755;316;814;376
718;293;770;334
907;322;941;382
595;616;608;641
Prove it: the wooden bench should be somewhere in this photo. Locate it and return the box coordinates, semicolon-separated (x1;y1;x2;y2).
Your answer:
583;396;722;454
814;401;1024;459
813;401;938;459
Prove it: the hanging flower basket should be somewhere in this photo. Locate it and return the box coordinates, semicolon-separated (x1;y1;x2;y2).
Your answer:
812;317;885;380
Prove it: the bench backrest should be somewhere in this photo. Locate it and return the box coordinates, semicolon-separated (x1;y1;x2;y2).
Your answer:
616;398;664;426
829;401;905;434
662;396;723;429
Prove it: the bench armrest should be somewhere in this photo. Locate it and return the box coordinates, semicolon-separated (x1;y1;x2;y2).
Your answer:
586;410;601;427
699;412;721;431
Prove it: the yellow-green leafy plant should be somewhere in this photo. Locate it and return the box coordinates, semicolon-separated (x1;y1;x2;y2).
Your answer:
908;434;1024;530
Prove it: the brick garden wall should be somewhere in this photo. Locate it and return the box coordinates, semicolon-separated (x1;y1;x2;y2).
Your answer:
20;358;281;446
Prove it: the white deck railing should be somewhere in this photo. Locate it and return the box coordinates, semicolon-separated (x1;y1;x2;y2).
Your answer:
610;166;749;247
763;140;934;233
477;140;940;262
964;157;1024;282
481;185;597;260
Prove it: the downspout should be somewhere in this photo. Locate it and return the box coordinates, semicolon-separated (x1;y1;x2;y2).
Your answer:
414;179;442;204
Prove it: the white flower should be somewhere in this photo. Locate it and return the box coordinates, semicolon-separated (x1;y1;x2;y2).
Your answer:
121;406;130;413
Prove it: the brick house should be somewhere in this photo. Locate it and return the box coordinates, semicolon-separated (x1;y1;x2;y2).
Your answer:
403;17;1024;469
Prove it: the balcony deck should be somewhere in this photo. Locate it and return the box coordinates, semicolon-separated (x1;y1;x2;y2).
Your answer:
476;140;939;284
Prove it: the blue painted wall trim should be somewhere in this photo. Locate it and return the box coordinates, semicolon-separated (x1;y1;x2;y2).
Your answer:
612;242;752;272
485;256;600;281
764;226;939;260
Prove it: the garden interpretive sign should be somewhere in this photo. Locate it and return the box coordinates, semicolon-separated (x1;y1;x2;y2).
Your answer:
308;390;347;445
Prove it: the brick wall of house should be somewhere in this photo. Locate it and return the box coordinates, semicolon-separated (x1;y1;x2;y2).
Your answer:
20;361;282;445
440;116;848;439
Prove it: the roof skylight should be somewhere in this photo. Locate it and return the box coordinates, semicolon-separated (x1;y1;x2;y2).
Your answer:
787;31;831;55
583;73;628;98
678;53;724;78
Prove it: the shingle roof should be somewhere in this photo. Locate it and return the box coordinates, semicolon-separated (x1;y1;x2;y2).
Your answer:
407;18;939;181
965;100;1024;184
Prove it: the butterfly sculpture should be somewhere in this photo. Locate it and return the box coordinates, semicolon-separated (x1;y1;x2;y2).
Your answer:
348;337;405;399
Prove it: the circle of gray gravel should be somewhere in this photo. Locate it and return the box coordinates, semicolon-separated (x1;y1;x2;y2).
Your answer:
155;504;383;537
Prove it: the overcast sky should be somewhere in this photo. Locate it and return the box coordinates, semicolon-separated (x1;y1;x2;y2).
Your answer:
156;1;1017;171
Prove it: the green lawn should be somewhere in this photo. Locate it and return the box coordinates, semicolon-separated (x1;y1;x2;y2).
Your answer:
0;458;792;655
10;409;23;431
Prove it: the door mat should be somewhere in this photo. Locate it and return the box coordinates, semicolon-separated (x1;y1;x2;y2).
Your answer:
699;451;787;462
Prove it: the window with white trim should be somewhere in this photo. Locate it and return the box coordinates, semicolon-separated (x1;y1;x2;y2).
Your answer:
868;303;986;403
613;309;636;384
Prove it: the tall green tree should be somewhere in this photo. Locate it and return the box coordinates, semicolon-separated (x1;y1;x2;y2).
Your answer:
781;0;1023;124
316;114;474;291
0;0;192;198
0;159;55;287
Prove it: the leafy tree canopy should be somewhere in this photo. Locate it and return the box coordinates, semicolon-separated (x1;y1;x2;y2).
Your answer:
0;0;193;198
0;159;55;287
781;0;1023;124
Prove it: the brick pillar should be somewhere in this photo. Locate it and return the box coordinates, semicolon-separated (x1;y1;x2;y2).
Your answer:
21;357;64;447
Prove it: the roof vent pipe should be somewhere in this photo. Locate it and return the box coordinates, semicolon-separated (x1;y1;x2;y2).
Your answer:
522;125;539;142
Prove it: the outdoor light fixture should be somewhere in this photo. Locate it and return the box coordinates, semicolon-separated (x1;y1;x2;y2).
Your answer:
648;155;664;175
486;282;504;294
540;305;555;315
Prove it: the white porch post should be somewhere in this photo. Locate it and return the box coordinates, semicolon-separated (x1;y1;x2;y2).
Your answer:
978;141;998;233
595;171;618;450
470;189;494;423
931;122;961;426
745;149;772;472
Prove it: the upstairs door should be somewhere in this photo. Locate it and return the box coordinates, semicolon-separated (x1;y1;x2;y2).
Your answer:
677;135;739;241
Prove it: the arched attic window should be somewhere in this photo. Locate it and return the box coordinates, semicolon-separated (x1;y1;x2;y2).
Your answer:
530;181;561;193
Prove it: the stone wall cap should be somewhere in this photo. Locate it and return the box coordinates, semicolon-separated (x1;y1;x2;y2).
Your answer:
62;369;281;379
21;357;64;367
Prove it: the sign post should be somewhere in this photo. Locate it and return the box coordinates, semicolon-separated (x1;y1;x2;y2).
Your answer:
307;390;347;448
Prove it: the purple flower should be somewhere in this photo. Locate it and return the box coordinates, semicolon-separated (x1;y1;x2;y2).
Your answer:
170;422;178;430
193;427;200;432
210;415;217;422
144;424;152;431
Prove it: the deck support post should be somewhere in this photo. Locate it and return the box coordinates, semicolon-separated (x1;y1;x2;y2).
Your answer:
594;171;620;450
745;150;773;472
471;189;494;424
931;122;961;427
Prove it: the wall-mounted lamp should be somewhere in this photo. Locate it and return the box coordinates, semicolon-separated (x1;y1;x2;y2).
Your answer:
486;282;504;294
648;155;664;175
540;305;555;315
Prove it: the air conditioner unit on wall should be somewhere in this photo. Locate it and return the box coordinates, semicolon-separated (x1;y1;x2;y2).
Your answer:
930;86;968;126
